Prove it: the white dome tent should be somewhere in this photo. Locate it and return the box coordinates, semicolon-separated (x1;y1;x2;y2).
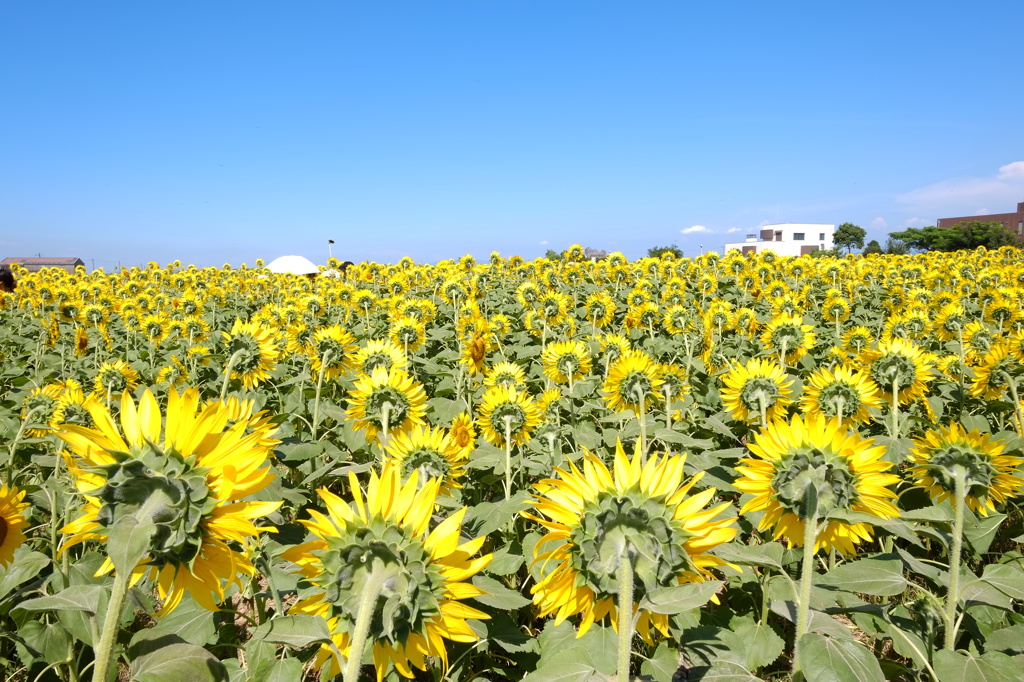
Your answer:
264;255;320;275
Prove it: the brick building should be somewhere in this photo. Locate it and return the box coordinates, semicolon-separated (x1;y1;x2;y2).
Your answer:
937;202;1024;235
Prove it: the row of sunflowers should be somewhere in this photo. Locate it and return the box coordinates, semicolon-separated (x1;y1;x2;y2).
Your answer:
1;245;1023;681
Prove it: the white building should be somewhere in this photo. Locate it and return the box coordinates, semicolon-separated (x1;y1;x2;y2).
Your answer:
723;223;835;257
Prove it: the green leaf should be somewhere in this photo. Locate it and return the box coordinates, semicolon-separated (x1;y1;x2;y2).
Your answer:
687;661;763;681
640;641;679;682
17;585;105;615
732;620;784;670
470;575;531;610
711;543;785;570
19;620;72;666
485;613;539;654
963;512;1006;556
251;615;334;648
128;636;228;682
249;657;304;682
108;515;156;575
933;649;1022;682
145;593;217;646
521;663;612;682
817;555;908;596
536;621;616;675
795;634;884;682
0;550;50;599
980;563;1024;600
985;623;1024;656
640;581;723;615
277;441;325;462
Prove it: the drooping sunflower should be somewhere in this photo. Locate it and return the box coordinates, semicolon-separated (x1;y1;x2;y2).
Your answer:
283;464;491;681
221;317;280;390
720;358;794;425
93;359;141;401
384;425;469;495
800;365;883;426
602;350;663;414
734;414;900;555
527;441;736;642
0;483;30;567
541;340;592;386
476;385;541;447
760;313;816;366
459;330;494;377
347;366;428;441
58;387;282;614
908;424;1024;516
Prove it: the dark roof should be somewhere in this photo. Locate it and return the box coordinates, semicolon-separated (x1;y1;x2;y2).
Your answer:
1;257;84;266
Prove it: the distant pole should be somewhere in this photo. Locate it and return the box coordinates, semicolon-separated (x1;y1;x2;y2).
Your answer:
328;239;335;260
699;244;704;255
91;258;95;272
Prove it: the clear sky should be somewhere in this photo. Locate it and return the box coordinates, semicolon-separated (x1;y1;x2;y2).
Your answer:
2;2;1023;270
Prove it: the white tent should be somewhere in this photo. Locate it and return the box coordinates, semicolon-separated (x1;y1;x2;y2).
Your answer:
265;255;320;275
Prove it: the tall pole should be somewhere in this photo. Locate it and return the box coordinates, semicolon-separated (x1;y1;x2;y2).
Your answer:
328;239;334;259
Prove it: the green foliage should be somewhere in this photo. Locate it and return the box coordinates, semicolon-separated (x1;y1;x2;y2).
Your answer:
863;239;883;255
646;243;683;258
834;222;866;253
889;221;1022;252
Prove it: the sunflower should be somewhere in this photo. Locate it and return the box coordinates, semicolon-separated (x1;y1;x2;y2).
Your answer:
585;292;616;329
961;321;994;365
384;425;469;495
908;424;1024;516
283;465;491;681
800;365;883;426
221;318;280;390
0;484;30;567
58;387;282;614
459;331;494;377
347;366;428;441
527;441;736;642
932;303;968;342
861;338;935;405
389;315;426;353
969;342;1017;400
734;414;900;555
483;361;528;391
352;339;408;376
624;302;661;332
93;359;141;401
598;334;632;365
476;385;541;447
720;359;794;425
541;340;592;386
53;382;99;428
602;350;663;414
449;412;477;457
760;314;816;366
20;384;64;438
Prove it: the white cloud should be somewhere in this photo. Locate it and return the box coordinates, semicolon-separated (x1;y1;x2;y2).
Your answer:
726;227;742;233
974;208;990;216
871;217;888;230
681;225;710;234
539;240;548;245
896;161;1024;216
902;217;930;228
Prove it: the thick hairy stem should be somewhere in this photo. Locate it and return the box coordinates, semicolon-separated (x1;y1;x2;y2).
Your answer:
94;570;130;682
311;350;331;440
616;554;635;682
794;515;819;672
220;349;246;402
503;416;513;500
944;468;967;651
890;375;899;439
343;565;387;682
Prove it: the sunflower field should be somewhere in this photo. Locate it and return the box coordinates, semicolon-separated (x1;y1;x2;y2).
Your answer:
1;246;1024;682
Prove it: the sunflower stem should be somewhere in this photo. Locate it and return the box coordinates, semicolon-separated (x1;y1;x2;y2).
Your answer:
311;350;331;441
1005;376;1024;439
794;515;818;672
503;416;513;500
638;394;647;461
344;563;387;682
5;406;44;487
94;569;130;682
616;552;635;682
943;467;967;651
220;349;246;402
664;385;672;431
890;375;899;439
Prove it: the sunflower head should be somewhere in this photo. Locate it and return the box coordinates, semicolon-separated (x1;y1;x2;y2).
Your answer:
735;414;900;555
384;425;468;494
0;484;30;567
347;366;428;441
602;350;663;414
720;358;793;424
476;385;540;447
908;424;1024;516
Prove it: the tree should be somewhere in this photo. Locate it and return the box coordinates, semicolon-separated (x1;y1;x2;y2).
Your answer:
647;244;683;259
884;237;909;255
888;221;1022;252
544;249;564;261
833;222;866;253
862;239;883;255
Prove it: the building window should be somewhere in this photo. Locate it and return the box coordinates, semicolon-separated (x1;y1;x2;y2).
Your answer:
793;233;805;240
774;231;782;241
1019;221;1023;235
819;233;825;240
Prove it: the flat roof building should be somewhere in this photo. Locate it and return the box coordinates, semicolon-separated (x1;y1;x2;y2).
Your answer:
0;257;85;273
937;202;1024;235
724;223;835;257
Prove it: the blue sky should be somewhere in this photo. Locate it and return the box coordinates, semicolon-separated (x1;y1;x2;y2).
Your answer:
2;2;1023;270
